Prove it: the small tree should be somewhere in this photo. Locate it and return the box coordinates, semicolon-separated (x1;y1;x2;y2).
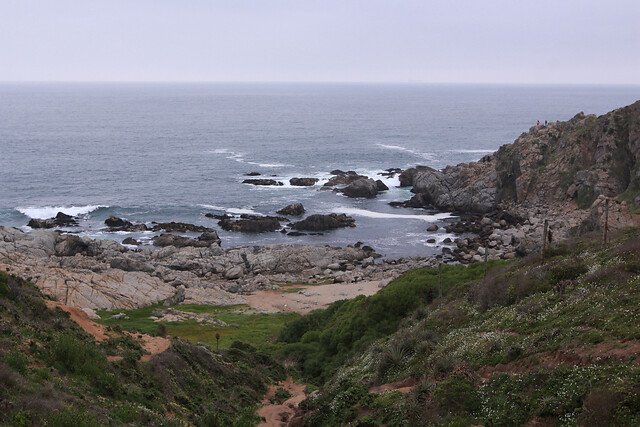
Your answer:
156;323;168;337
215;332;221;351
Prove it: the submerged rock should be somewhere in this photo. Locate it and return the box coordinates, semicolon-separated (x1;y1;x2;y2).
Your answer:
242;178;283;186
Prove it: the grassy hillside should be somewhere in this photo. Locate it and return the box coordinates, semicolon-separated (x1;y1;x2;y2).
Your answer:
0;271;285;426
290;228;640;426
277;260;507;385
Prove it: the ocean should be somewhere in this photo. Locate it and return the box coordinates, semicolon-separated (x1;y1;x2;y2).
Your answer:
1;83;638;258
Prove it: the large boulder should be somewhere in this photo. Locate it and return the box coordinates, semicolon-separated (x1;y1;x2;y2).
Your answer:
54;234;90;257
289;177;319;186
277;203;305;216
291;213;356;231
376;179;389;191
341;178;379;198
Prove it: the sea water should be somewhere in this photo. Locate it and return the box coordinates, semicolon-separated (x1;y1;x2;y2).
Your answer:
1;83;638;258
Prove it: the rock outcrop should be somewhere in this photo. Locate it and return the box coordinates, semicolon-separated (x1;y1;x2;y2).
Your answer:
403;101;640;215
0;226;381;310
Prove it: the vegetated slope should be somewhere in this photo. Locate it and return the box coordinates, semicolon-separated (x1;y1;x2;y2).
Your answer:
0;271;285;426
291;229;640;426
277;260;507;385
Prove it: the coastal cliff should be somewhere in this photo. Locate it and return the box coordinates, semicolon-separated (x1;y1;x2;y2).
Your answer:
404;100;640;214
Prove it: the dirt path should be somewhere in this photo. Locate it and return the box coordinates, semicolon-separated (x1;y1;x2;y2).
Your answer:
45;300;170;362
257;376;307;426
246;280;386;314
46;300;109;341
477;339;640;380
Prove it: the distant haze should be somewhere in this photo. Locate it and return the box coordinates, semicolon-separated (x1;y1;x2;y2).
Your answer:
1;0;639;84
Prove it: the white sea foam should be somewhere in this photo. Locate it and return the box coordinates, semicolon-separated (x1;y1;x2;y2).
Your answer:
208;148;246;163
333;207;453;222
246;161;289;168
376;143;435;161
16;205;106;219
199;204;260;215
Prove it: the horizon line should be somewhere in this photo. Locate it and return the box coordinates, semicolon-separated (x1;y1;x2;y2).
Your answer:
1;80;639;87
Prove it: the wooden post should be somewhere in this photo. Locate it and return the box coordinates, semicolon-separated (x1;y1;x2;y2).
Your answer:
484;248;488;278
215;332;220;351
603;198;609;245
438;263;442;300
541;219;549;265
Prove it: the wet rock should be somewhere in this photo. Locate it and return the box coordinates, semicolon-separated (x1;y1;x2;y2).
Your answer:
379;168;402;178
122;237;139;246
277;203;305;216
427;224;439;232
218;215;282;233
289;177;319;186
28;212;79;229
291;213;356;231
376;179;389;191
245;172;261;176
242;178;283;186
342;178;379;198
105;215;148;232
151;222;213;233
153;233;220;248
324;171;368;187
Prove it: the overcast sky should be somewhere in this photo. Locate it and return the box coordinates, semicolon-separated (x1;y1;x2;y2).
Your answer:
1;0;638;84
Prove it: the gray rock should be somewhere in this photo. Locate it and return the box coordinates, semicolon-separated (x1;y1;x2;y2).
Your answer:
342;178;379;198
224;265;244;280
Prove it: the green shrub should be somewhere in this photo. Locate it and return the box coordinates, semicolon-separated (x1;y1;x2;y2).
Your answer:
5;351;29;375
48;406;101;427
434;374;480;414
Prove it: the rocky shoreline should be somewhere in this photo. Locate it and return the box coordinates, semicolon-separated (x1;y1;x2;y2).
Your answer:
3;101;639;312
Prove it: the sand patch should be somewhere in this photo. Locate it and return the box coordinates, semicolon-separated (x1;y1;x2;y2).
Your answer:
246;280;386;314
